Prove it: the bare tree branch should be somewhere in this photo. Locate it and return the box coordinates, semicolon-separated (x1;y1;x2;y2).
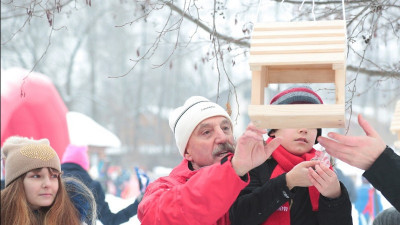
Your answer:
347;65;400;77
1;0;75;20
164;0;250;48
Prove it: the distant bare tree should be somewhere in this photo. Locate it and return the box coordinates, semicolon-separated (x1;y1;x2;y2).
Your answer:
2;0;398;88
113;0;400;117
1;0;399;170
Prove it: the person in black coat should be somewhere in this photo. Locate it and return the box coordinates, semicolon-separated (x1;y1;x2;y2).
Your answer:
229;87;352;225
61;144;140;225
318;114;400;211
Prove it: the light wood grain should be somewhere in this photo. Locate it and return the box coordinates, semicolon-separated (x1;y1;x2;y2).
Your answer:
248;104;345;129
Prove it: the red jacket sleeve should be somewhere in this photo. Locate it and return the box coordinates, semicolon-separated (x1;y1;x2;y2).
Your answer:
138;159;249;225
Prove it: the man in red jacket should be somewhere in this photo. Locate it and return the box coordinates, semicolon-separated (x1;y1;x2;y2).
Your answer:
138;96;281;225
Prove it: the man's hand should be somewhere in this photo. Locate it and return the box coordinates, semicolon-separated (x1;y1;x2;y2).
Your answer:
318;114;386;170
231;123;281;176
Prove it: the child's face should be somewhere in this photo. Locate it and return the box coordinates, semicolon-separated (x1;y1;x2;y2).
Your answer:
271;128;317;156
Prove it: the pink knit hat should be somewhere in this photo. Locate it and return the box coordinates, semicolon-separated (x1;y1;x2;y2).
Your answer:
61;144;90;171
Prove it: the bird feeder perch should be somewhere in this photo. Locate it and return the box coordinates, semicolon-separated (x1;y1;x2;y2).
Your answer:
390;100;400;148
248;20;347;129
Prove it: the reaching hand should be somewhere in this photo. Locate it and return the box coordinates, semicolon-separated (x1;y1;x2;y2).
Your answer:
317;114;386;170
231;123;281;176
286;161;319;190
308;163;341;198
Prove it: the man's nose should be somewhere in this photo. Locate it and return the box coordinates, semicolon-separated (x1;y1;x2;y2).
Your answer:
215;127;228;143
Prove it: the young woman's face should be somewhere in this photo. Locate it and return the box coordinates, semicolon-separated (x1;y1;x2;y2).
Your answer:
23;167;60;210
271;128;318;156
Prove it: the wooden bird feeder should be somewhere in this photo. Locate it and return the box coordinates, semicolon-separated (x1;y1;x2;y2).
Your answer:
390;100;400;148
248;20;347;129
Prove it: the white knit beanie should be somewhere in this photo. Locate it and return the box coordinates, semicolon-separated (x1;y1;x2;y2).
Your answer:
169;96;232;156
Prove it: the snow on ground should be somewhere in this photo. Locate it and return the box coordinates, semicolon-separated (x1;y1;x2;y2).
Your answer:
96;194;141;225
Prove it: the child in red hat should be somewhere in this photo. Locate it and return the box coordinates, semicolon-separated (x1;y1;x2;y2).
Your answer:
229;86;352;225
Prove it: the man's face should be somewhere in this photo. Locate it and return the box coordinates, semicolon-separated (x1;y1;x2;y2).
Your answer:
271;128;317;156
185;116;234;170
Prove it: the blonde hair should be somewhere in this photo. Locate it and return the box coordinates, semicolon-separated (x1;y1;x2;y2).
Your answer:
1;168;96;225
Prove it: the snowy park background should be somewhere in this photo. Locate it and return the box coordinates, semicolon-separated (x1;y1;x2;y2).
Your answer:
2;0;399;224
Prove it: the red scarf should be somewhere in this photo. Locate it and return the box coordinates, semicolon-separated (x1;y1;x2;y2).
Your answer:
263;137;321;225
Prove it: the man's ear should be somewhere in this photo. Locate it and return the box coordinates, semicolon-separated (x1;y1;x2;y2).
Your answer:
183;149;192;161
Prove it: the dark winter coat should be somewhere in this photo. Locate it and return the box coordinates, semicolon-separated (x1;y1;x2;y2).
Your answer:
363;146;400;211
62;163;139;225
229;158;353;225
65;177;96;224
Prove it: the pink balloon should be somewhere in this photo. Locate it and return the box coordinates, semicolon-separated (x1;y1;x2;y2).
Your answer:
1;68;70;159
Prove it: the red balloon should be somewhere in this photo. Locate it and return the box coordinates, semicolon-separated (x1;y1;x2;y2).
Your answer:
1;68;69;159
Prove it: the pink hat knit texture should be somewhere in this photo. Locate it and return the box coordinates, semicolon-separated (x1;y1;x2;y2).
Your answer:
61;144;90;171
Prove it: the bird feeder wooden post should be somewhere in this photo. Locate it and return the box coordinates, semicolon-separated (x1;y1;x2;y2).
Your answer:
248;20;347;129
390;100;400;148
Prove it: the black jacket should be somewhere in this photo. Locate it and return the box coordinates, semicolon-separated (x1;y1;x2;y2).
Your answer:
61;163;139;225
363;146;400;211
229;158;352;225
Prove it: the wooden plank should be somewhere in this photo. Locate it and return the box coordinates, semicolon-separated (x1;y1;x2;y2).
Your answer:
332;63;345;70
249;52;345;66
251;37;345;47
252;29;345;39
266;69;335;83
391;117;400;121
250;65;262;71
395;140;400;149
250;64;334;71
391;124;400;132
250;44;345;55
248;104;345;129
253;20;346;31
335;69;346;104
390;101;400;132
263;64;333;69
251;69;267;105
390;121;400;131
